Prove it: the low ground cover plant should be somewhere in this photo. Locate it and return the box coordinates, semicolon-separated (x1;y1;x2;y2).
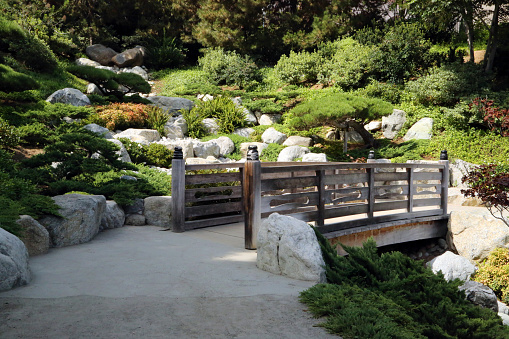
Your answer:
301;233;509;338
474;248;509;304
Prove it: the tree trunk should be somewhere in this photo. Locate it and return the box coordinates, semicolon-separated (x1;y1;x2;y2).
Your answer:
348;120;375;148
485;1;501;72
464;14;475;63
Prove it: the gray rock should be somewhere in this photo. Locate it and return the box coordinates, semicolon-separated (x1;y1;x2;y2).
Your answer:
239;142;268;159
344;128;365;144
257;213;326;283
16;215;49;256
277;146;309;162
120;66;148;80
125;214;146;226
46;88;91;107
283;136;312;147
243;108;257;126
459;280;498;312
158;139;195;159
112;47;143;68
38;194;106;247
382;109;407;139
114;128;161;144
259;114;282;125
448;209;509;263
450;159;476;188
403;117;433;141
261;128;287;145
124;198;144;215
193;140;220;158
365;121;382;132
85;44;118;66
427;251;477;282
108;139;132;163
120;175;137;181
144;196;172;227
234;127;255;138
147;96;194;116
202;118;219;135
76;58;101;67
302;153;327;162
448;187;483;207
499;301;509;315
172;116;188;136
0;228;31;292
86;83;103;95
100;201;125;230
499;313;509;326
215;136;235;156
163;124;184;139
186;157;221;165
84;123;113;139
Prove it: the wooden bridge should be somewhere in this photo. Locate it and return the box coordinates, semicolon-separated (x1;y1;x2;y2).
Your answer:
171;146;449;252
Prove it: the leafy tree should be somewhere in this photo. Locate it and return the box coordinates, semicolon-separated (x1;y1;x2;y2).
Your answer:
286;93;393;147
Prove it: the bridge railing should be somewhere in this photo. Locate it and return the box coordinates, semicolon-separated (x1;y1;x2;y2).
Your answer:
172;146;449;250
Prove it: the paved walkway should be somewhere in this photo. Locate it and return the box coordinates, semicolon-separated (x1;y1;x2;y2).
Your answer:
0;224;337;339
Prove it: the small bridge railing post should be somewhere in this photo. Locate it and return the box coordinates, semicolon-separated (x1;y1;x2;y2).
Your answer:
366;151;376;219
171;146;186;233
407;168;414;213
243;145;261;250
316;169;325;227
439;150;449;215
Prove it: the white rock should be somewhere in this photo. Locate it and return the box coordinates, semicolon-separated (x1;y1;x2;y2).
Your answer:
244;108;258;125
120;66;148;80
215;136;235;156
0;228;31;291
202;118;219;135
302;153;327;162
107;139;132;163
163;124;184;139
450;159;476;188
46;88;91;107
426;251;477;282
499;313;509;326
277;146;309;162
259;114;282;125
144;196;172;227
76;57;101;67
448;187;483;207
16;215;49;256
193;140;220;158
257;213;326;283
234;127;255;138
38;194;106;247
86;83;103;95
403;117;433;141
261;127;287;145
114;128;161;144
448;209;509;263
172;116;188;136
158;139;195;159
197;94;214;101
382;109;407;139
365;121;382;132
84;123;113;139
100;200;125;230
283;136;313;147
499;301;509;315
186;157;220;165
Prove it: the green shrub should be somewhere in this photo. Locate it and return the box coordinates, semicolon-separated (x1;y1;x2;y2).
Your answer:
146;106;169;137
156;67;217;97
356;79;403;104
474;248;509;304
8;34;59;73
0;117;20;149
16;122;54;146
272;50;323;85
119;138;173;168
260;143;285;162
199;48;260;88
201;133;250;161
318;38;377;89
182;108;207;139
145;31;186;69
405;63;492;106
0;64;39;92
301;233;509;338
89;103;150;131
243;99;283;115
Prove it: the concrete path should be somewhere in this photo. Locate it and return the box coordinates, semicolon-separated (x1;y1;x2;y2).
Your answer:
0;225;336;339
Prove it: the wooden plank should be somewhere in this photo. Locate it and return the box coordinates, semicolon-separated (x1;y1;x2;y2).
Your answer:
186;186;242;202
440;160;449;215
186;201;243;218
261;162;445;173
261;176;317;191
186;163;244;171
413;198;442;207
324;204;369;218
318;209;445;233
317;169;326;227
373;200;408;212
368;168;375;218
185;214;244;230
261;192;319;209
374;172;409;181
323;173;369;185
413;172;442;181
329;190;368;204
408;168;414;213
171;158;186;233
186;172;242;185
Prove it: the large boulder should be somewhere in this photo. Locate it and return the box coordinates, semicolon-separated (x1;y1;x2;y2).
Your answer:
302;153;327;162
0;228;31;292
234;127;255;138
202;118;219;135
46;88;91;107
16;215;50;256
163;124;185;140
114;128;161;145
146;96;194;116
119;66;148;80
261;127;287;145
459;280;498;312
382;109;406;139
277;146;309;162
125;214;146;226
283;136;313;147
240;142;268;158
193;140;221;158
107;139;132;163
257;213;326;283
427;251;477;282
100;201;125;230
158;139;194;159
259;114;282;125
448;209;509;263
84;123;113;139
448;187;483;207
450;159;476;188
38;194;106;247
112;47;144;68
403;117;433;141
244;108;258;125
215;136;235;156
144;196;172;227
85;44;118;66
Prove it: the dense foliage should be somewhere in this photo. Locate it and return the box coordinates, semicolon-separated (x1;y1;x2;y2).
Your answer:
301;233;509;338
474;248;509;304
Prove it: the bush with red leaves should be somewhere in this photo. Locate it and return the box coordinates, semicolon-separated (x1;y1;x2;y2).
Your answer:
470;98;509;136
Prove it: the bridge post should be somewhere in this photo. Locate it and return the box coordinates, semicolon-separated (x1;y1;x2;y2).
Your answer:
244;145;261;250
439;150;449;215
172;146;186;233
